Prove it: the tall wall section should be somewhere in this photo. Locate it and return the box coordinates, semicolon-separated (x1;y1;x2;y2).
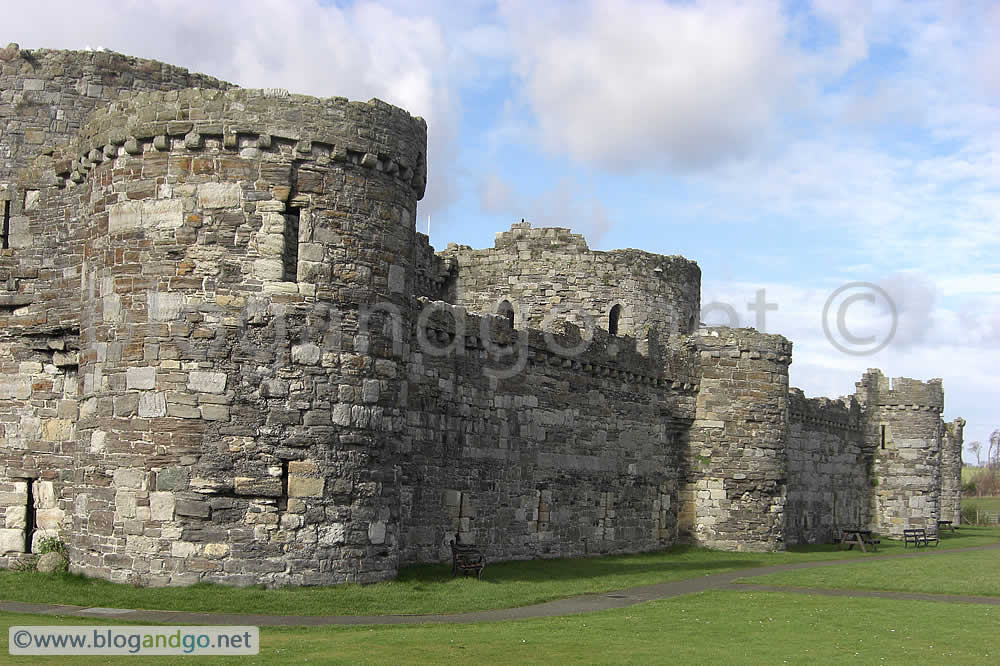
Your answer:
785;390;872;544
940;417;965;525
683;328;791;551
62;87;426;586
856;370;944;536
436;221;701;368
0;47;230;566
398;301;699;563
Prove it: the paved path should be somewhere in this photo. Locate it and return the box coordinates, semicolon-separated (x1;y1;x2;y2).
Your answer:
2;543;998;626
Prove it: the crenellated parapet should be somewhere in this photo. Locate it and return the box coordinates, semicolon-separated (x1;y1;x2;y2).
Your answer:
787;389;863;433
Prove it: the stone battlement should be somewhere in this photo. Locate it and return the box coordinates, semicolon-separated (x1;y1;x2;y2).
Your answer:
856;368;944;412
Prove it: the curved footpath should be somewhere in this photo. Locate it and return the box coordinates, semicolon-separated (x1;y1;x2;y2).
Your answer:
3;543;999;627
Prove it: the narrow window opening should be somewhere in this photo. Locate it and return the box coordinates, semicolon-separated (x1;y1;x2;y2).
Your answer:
278;460;289;511
609;304;622;336
282;207;300;282
497;300;514;329
1;200;10;250
880;425;886;450
24;479;37;552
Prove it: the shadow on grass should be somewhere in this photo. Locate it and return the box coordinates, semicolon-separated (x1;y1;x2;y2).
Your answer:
397;545;768;587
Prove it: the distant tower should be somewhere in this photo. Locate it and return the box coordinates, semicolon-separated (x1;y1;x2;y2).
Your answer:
856;370;944;536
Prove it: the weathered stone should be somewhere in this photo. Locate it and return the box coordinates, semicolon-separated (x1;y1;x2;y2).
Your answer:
187;371;227;394
126;367;157;390
150;492;176;521
36;552;68;573
234;477;282;497
288;476;324;498
175;500;211;519
291;343;321;365
0;529;25;554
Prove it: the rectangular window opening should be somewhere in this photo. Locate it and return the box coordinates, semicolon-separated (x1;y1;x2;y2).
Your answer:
24;478;37;552
278;460;289;511
282;207;301;283
2;200;10;250
880;424;886;450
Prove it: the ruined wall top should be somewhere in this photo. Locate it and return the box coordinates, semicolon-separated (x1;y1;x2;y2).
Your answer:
855;368;944;412
689;326;793;364
787;387;863;432
437;221;702;343
493;221;590;252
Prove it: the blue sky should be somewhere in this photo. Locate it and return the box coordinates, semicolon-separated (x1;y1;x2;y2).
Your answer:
11;0;999;460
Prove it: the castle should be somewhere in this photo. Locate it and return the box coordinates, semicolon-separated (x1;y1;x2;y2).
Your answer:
0;46;964;586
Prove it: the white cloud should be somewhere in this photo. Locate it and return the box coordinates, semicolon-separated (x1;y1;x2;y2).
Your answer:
498;0;799;170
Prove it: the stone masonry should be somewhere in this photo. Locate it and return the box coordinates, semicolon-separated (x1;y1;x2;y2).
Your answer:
0;46;963;585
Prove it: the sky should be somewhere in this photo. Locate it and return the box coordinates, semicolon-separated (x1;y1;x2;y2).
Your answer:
7;0;998;461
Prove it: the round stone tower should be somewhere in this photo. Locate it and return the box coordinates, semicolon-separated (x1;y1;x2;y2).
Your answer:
683;327;792;551
70;88;426;585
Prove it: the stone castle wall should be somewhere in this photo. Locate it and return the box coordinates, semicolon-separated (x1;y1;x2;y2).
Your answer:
941;418;965;525
785;390;871;544
0;46;964;585
398;301;698;564
0;46;230;564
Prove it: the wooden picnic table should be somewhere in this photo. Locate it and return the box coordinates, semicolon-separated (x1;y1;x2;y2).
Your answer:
839;528;879;552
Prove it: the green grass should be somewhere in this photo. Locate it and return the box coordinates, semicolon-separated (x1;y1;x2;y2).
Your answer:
0;527;996;617
964;496;1000;512
737;547;1000;596
1;591;997;664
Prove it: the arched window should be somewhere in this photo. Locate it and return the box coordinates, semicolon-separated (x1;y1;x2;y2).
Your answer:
497;300;514;328
609;304;622;336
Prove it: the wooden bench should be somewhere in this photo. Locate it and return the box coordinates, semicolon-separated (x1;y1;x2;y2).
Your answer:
450;538;486;580
937;520;956;534
903;528;939;548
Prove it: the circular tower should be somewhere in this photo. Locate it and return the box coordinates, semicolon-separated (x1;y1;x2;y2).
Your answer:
683;327;793;551
70;88;426;585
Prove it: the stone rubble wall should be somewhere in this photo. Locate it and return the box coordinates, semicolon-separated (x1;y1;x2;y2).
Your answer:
0;46;232;571
398;300;699;564
785;389;872;544
940;418;965;525
684;327;791;551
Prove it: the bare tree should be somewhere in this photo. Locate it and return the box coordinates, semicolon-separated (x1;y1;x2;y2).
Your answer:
967;440;983;466
991;430;1000;469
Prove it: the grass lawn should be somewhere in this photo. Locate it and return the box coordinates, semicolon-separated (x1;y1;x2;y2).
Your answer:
737;547;1000;596
963;496;1000;513
1;527;997;617
1;591;996;664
